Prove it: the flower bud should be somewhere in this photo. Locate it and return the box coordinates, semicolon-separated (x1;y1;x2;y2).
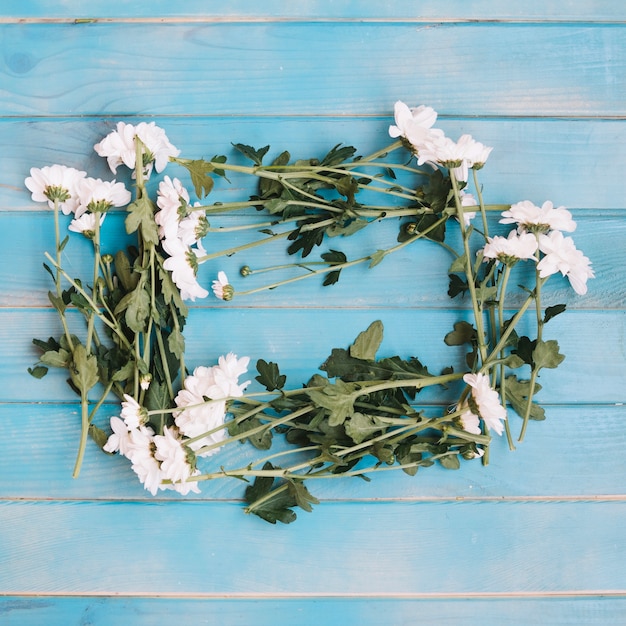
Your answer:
240;265;252;277
404;222;419;236
222;285;235;301
140;373;152;391
102;253;114;264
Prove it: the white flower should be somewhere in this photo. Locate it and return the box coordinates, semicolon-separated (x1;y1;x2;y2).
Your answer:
482;231;539;264
463;372;507;436
537;230;594;295
460;190;477;226
153;427;193;484
419;133;492;182
389;101;440;149
76;177;131;214
162;236;209;301
211;271;233;301
25;165;87;214
458;408;481;434
120;394;146;429
174;354;251;457
500;200;576;234
68;211;105;237
103;416;133;456
155;176;190;241
94;121;180;177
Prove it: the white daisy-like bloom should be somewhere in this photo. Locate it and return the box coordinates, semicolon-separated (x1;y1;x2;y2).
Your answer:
211;271;233;301
103;416;134;456
460;190;477;226
155;176;190;241
153;426;193;484
420;133;492;183
178;211;208;249
463;372;507;436
537;230;594;295
25;164;87;214
174;353;251;457
500;200;576;234
388;101;440;149
482;231;539;264
68;211;106;236
76;177;131;214
162;236;209;301
458;407;481;434
120;394;147;429
94;121;180;177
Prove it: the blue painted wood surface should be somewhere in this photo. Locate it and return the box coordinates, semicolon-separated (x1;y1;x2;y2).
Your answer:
1;3;625;624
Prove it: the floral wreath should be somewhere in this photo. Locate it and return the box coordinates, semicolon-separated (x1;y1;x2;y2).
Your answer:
26;102;594;524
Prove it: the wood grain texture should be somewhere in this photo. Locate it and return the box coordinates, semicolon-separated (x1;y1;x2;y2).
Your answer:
3;1;626;21
0;1;624;622
1;23;625;116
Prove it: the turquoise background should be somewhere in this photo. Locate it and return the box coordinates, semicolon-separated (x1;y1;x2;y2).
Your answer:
1;2;625;624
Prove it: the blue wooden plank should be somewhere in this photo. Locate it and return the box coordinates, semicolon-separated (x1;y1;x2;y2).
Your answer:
2;1;626;21
1;209;618;309
7;308;626;404
1;403;624;500
2;595;626;626
4;118;625;211
1;499;625;593
1;23;624;116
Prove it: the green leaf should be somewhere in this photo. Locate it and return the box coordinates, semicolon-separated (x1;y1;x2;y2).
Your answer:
369;249;386;269
504;354;526;369
344;412;385;444
69;344;99;393
513;335;535;366
125;195;159;245
255;359;287;391
321;249;347;265
183;159;215;198
28;365;48;379
40;348;70;368
439;454;461;470
232;143;270;166
544;304;567;324
244;462;298;524
89;424;110;451
167;328;185;359
322;270;341;286
532;339;565;370
114;250;139;291
114;285;151;333
259;151;290;198
286;480;319;513
306;379;358;427
265;198;289;214
227;416;273;450
349;320;383;361
448;274;468;299
335;175;359;203
448;255;466;274
505;375;546;421
320;144;357;167
444;321;477;346
144;381;171;433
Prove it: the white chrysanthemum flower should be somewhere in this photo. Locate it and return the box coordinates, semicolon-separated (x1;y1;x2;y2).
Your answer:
389;101;440;149
211;271;233;301
25;165;87;214
153;426;193;484
463;372;507;436
174;354;250;457
460;190;477;226
76;177;131;214
178;212;208;249
500;200;576;234
418;133;492;182
94;121;180;177
155;176;190;241
482;231;539;265
458;407;481;434
162;236;209;301
68;211;105;237
120;394;147;429
103;416;133;456
537;230;594;295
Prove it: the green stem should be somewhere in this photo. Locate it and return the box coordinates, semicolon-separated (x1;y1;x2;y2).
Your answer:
497;265;516;451
72;390;90;478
